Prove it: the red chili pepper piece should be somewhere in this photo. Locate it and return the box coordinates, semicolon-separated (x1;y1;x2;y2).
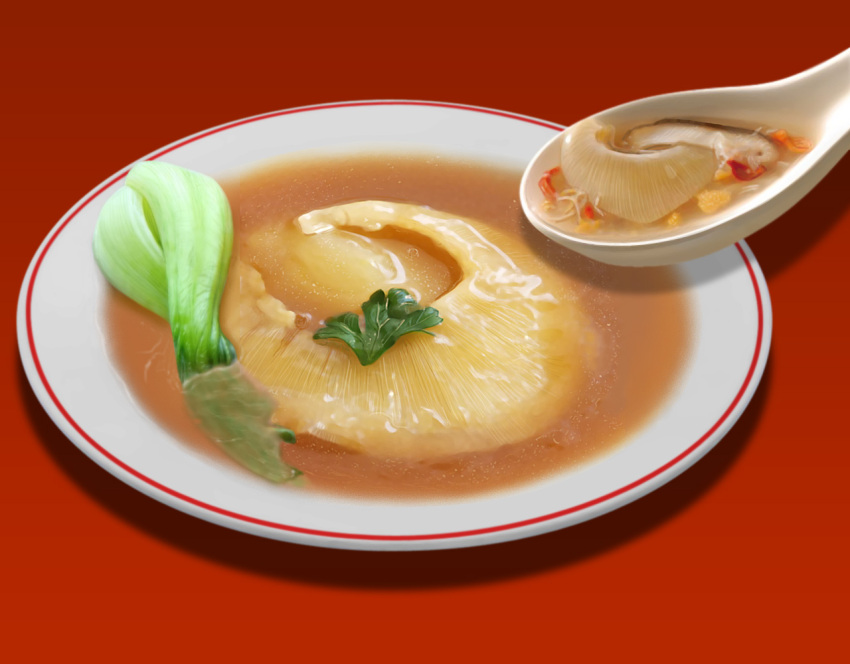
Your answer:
583;204;595;220
727;160;766;181
538;167;561;202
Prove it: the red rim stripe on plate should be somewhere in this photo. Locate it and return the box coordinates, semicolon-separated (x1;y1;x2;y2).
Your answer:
24;101;764;542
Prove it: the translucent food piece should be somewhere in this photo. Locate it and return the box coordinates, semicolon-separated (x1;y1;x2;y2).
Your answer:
560;118;718;223
244;218;454;322
221;201;598;459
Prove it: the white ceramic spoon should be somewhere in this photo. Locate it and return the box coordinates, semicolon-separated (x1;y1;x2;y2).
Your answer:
520;49;850;266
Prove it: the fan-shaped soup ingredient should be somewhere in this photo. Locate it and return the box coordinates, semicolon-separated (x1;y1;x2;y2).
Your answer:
559;118;719;224
221;200;597;459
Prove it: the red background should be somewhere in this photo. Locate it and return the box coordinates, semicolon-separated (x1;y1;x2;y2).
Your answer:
3;3;848;660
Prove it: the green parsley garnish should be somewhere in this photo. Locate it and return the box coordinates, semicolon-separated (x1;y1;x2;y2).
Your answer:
313;288;443;366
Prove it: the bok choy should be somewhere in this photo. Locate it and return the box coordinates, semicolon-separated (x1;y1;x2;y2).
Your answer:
94;161;299;482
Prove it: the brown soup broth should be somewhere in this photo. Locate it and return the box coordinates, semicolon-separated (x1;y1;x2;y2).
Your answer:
103;152;692;500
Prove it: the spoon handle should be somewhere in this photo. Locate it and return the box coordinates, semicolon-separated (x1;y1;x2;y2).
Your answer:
778;47;850;142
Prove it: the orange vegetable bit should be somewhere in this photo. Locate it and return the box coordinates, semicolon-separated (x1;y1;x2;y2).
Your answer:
727;160;767;181
583;203;596;220
770;129;813;153
538;167;562;202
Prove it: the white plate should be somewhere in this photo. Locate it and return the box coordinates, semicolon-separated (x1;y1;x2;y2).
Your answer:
17;101;771;551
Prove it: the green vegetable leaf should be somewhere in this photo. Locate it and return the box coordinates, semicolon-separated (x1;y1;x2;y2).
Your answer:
314;289;442;365
94;161;299;483
94;161;236;381
183;364;300;482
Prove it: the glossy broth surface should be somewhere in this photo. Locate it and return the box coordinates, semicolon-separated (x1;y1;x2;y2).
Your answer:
104;151;692;500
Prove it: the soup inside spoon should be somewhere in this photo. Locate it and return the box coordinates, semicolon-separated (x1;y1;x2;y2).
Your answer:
521;48;850;266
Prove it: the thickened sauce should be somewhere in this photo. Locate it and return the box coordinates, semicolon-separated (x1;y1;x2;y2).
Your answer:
103;151;692;500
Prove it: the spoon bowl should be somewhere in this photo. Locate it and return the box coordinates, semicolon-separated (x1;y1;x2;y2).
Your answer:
521;49;850;266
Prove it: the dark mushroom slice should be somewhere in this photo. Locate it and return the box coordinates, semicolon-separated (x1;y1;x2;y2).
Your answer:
624;119;779;171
